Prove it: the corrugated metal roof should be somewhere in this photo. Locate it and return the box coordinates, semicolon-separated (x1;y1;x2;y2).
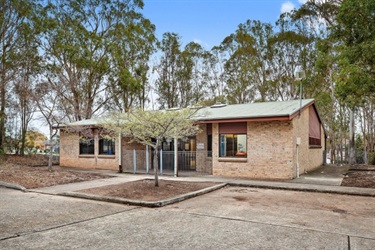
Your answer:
196;99;315;121
61;99;315;127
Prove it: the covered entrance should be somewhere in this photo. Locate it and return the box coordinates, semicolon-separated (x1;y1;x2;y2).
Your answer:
161;137;196;171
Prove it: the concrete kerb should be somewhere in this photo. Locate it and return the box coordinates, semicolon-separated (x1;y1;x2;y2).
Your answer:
0;181;26;192
61;183;227;207
228;181;375;197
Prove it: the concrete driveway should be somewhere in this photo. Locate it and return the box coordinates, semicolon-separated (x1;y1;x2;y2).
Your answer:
1;186;374;250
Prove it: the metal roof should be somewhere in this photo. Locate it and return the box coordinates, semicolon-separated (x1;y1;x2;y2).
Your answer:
61;118;100;127
60;99;315;127
196;99;315;121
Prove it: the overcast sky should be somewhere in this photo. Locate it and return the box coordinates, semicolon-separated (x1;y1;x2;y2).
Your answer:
142;0;307;49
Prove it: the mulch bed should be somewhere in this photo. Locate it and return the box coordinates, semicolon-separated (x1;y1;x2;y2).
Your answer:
78;179;220;201
341;171;375;189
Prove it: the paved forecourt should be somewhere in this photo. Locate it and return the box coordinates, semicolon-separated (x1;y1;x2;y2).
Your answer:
1;186;375;249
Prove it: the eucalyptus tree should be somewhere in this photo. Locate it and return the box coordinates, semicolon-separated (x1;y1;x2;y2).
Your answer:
293;0;375;164
0;0;38;152
268;13;317;101
154;32;182;109
13;14;43;156
333;0;375;163
218;20;274;104
207;46;226;103
177;41;210;107
155;33;213;108
219;31;255;104
42;0;149;122
107;13;156;112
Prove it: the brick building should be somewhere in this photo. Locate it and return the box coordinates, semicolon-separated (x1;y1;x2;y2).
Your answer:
58;99;325;180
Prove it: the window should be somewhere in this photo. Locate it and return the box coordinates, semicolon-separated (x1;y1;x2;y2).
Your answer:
309;106;321;147
79;137;94;155
219;122;247;158
219;134;247;157
99;138;115;155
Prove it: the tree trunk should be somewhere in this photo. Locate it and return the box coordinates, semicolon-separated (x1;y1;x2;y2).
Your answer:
348;108;356;165
0;57;6;153
153;147;159;187
48;126;53;172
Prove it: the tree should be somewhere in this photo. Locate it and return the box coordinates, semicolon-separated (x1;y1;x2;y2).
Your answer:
218;25;258;104
106;10;156;112
42;0;150;121
333;0;375;164
24;130;47;154
13;15;41;156
154;32;182;109
154;33;210;108
0;0;37;152
100;108;200;186
33;81;66;171
218;20;275;104
294;0;375;164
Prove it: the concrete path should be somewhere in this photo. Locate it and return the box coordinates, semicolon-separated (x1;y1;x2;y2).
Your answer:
27;167;375;198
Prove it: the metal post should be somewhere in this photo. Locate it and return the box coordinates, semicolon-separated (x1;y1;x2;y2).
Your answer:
146;145;149;174
160;149;163;175
133;149;136;174
118;133;122;173
296;145;300;178
299;80;302;117
174;137;178;177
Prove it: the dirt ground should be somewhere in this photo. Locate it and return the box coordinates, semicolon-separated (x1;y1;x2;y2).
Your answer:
0;155;110;189
79;179;220;201
341;165;375;188
0;155;218;199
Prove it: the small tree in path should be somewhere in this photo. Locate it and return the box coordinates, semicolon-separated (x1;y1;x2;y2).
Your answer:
100;108;201;187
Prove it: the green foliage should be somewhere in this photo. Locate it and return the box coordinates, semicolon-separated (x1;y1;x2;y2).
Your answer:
333;0;375;107
155;32;210;109
25;130;47;154
100;108;201;150
42;0;154;120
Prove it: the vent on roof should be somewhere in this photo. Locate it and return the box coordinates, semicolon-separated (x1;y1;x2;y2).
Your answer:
210;102;227;108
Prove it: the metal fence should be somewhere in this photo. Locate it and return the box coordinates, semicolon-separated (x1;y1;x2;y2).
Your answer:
121;150;210;174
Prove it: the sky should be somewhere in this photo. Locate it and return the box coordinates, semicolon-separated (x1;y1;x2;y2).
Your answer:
142;0;307;49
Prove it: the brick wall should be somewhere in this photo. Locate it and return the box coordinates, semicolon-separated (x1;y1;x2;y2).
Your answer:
196;124;213;174
121;138;151;172
59;105;324;178
292;107;325;175
208;106;324;179
59;129;119;170
211;121;295;179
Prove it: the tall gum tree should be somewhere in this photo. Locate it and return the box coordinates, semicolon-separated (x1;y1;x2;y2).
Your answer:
0;0;37;152
42;0;151;121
